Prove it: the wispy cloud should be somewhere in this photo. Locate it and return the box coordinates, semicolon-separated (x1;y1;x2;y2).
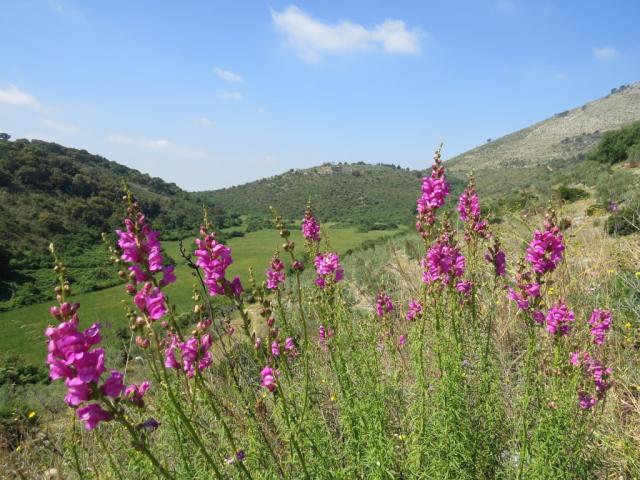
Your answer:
494;0;517;14
41;117;78;133
593;47;619;61
271;5;422;62
193;117;213;127
108;133;207;158
213;67;243;83
217;91;243;101
45;0;83;19
0;84;42;108
522;65;567;82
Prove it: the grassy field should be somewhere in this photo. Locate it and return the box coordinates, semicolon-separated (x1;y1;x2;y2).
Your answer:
0;224;406;364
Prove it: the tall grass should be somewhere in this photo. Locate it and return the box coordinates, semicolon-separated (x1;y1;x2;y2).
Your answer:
3;153;639;479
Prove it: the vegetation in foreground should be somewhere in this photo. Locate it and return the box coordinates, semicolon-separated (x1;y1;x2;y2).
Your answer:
2;148;639;479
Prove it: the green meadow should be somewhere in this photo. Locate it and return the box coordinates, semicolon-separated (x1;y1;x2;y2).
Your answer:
0;225;405;364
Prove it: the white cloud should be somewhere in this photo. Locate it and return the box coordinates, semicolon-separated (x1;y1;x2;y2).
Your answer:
271;5;422;62
45;0;83;18
593;47;619;61
108;133;206;158
0;85;41;108
193;116;213;127
213;67;243;83
494;0;517;14
217;91;243;101
41;117;78;133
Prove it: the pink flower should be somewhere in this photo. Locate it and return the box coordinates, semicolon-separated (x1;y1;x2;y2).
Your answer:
195;228;243;297
578;391;597;410
314;253;344;288
271;341;281;357
507;288;529;310
526;225;564;275
588;309;613;345
77;403;113;430
456;280;473;296
101;371;125;399
398;335;407;347
545;300;575;336
260;366;279;393
405;300;422;322
266;256;286;290
422;234;465;286
134;283;167;321
124;380;150;407
301;208;321;243
318;325;333;351
376;291;394;317
64;377;91;406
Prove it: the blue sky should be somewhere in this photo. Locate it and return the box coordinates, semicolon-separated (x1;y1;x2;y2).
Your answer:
1;0;638;191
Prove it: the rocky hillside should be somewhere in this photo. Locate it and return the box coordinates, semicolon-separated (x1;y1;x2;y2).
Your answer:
447;82;640;173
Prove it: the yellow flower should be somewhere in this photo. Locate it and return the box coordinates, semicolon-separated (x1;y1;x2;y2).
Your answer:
635;271;640;278
625;322;632;329
15;445;21;452
330;395;336;402
28;411;36;419
607;269;614;274
548;287;556;295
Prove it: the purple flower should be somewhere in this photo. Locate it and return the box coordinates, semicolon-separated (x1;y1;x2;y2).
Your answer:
314;253;344;288
405;300;422;322
421;234;465;286
77;403;113;430
578;391;597;410
526;225;565;275
124;380;150;407
64;377;91;406
375;291;394;317
588;309;613;345
456;280;473;296
195;228;243;297
271;341;281;357
260;366;279;393
301;209;321;243
266;255;286;290
545;300;575;336
101;371;125;399
507;288;529;310
134;283;167;321
397;335;407;347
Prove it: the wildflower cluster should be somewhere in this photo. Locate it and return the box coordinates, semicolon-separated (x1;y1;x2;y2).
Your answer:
457;178;489;240
570;350;613;410
421;229;465;286
376;291;394;317
416;147;449;238
164;325;214;378
195;226;243;297
47;297;149;430
301;202;321;244
484;237;507;277
544;300;575;336
526;219;565;275
116;199;174;320
405;300;423;321
589;308;613;345
265;253;286;290
314;252;344;288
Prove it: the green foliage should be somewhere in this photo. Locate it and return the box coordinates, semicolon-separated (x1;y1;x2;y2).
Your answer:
203;163;464;226
588;120;640;165
604;201;640;236
557;185;589;203
0;138;230;308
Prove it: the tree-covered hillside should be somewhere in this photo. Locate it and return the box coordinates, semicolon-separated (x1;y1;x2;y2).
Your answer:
202;162;464;226
0;136;232;309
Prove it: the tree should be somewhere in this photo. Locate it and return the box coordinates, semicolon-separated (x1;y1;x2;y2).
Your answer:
0;133;10;142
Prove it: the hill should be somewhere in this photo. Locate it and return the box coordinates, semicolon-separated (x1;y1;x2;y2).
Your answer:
0;137;231;309
447;82;640;174
202;162;464;226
